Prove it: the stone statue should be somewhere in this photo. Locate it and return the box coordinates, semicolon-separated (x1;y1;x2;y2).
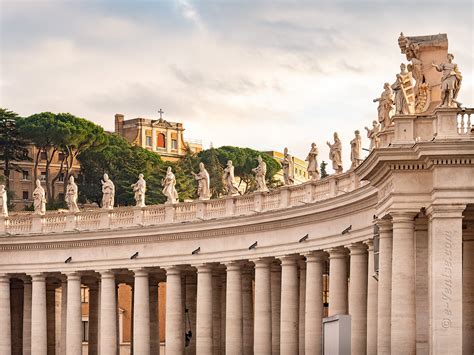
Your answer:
373;83;394;129
252;156;269;192
192;162;211;200
305;143;320;181
33;179;46;215
101;173;115;209
162;167;179;204
223;160;239;196
326;132;343;174
365;121;381;150
432;53;462;108
65;176;80;212
0;185;8;217
281;147;295;185
392;64;410;115
350;130;363;169
131;173;146;207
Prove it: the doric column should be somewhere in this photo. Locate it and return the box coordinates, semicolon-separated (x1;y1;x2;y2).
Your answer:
298;260;306;355
88;282;99;355
327;247;348;316
31;273;47;355
377;219;392;354
270;263;281;355
390;212;416;354
225;262;243;355
280;255;299;355
211;271;221;355
149;280;159;355
427;205;465;354
196;264;213;355
364;239;378;355
464;238;474;355
253;258;272;355
65;273;82;355
165;266;184;355
0;274;11;354
220;274;226;354
304;251;325;354
23;278;32;355
242;268;253;355
99;271;117;355
133;269;150;355
348;243;368;355
415;217;429;354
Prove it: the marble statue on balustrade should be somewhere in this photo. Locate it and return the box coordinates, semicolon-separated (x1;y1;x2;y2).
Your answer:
282;147;295;185
392;64;410;115
365;120;381;151
0;185;8;217
131;174;146;207
252;156;269;192
223;160;240;196
373;83;394;129
65;176;80;212
192;162;211;200
162;167;179;204
33;179;46;215
432;53;462;108
327;132;343;174
101;173;115;209
350;130;363;169
305;143;320;181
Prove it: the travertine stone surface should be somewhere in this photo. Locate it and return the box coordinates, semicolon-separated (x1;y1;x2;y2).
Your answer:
327;247;348;316
254;259;272;355
0;275;11;354
133;269;150;355
377;220;392;355
225;262;243;355
165;267;184;355
65;273;82;355
365;239;378;355
280;256;299;355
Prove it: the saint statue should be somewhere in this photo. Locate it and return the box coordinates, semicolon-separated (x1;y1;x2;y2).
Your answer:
281;147;295;185
392;64;410;115
252;156;269;192
305;143;320;181
162;167;179;204
326;132;343;174
101;173;115;209
432;53;462;108
373;83;394;129
65;175;80;212
192;162;211;200
0;185;8;217
350;130;363;169
223;160;239;196
131;173;146;207
365;121;381;151
33;179;46;215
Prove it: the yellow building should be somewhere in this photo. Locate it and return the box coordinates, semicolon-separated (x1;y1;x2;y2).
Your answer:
264;150;309;184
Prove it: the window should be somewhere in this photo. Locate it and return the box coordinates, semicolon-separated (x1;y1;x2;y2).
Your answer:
146;136;152;147
171;139;178;149
81;286;89;303
22;191;29;200
40;172;46;181
58;173;65;182
157;133;166;148
82;321;89;342
22;170;29;181
40;151;47;160
58;193;64;201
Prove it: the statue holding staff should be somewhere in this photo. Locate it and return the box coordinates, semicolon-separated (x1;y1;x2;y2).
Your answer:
192;162;211;200
373;83;394;129
223;160;239;196
252;156;269;192
281;147;294;185
162;167;179;204
432;53;462;108
327;132;343;174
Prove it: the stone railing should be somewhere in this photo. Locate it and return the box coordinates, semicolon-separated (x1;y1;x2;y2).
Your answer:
457;108;474;135
0;171;362;236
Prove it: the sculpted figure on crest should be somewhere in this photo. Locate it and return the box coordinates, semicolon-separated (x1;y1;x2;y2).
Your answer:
65;175;80;212
365;120;381;150
223;160;240;196
131;173;146;207
252;156;269;192
350;130;363;169
432;53;462;108
0;185;8;217
305;143;320;181
192;162;211;200
281;147;294;186
33;179;46;215
162;167;179;204
373;83;394;129
101;173;115;209
327;132;343;174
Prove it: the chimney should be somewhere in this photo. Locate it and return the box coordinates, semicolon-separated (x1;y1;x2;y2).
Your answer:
115;114;124;135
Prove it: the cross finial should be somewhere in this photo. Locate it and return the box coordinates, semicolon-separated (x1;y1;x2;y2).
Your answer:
158;109;164;119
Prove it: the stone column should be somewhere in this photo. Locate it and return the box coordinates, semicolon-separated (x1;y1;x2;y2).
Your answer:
149;281;159;355
427;205;465;354
0;274;11;354
377;219;392;354
23;278;32;355
165;266;184;355
133;269;150;355
304;251;325;355
220;274;226;354
46;283;56;354
66;273;82;355
242;268;253;355
280;255;299;355
327;247;348;316
463;238;474;355
31;273;47;355
270;263;281;355
196;264;213;355
88;282;99;355
415;217;429;354
298;260;306;355
364;239;378;355
211;271;221;355
99;271;117;355
390;212;416;354
348;243;368;355
253;258;272;355
225;262;243;355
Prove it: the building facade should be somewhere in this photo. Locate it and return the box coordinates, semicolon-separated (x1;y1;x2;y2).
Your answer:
264;150;309;185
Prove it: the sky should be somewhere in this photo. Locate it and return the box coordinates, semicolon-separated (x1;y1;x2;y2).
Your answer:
0;0;473;172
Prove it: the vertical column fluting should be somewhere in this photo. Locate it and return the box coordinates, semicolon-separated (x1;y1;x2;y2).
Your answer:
65;273;82;355
0;274;11;355
149;281;159;355
242;268;253;355
298;260;306;355
31;273;47;355
304;251;325;355
390;212;416;354
348;243;368;355
377;219;392;354
165;266;184;355
23;278;32;355
253;258;272;355
280;255;299;355
364;239;378;355
88;282;99;355
327;247;348;316
196;264;213;355
225;262;243;355
99;271;117;355
133;269;150;355
270;263;281;355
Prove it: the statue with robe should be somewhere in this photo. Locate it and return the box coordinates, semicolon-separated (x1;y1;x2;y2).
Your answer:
365;121;381;150
281;147;295;185
327;132;343;174
131;173;146;207
192;162;211;200
223;160;239;196
432;53;462;108
0;185;8;217
162;167;179;204
252;156;269;192
350;130;363;169
65;175;80;212
101;173;115;209
373;83;394;129
305;143;320;181
392;64;411;115
33;179;46;215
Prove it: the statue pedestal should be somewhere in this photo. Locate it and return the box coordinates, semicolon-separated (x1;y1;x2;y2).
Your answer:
377;125;395;148
434;107;459;139
392;114;417;145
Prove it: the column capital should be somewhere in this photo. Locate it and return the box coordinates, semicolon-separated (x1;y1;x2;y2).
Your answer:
363;239;374;251
98;270;115;279
225;261;244;272
278;254;299;265
165;266;182;276
30;273;46;282
65;272;82;281
194;263;214;273
390;210;418;222
250;257;273;268
377;218;393;233
426;203;466;220
346;242;368;255
0;274;10;283
324;247;348;259
132;268;148;277
304;250;326;262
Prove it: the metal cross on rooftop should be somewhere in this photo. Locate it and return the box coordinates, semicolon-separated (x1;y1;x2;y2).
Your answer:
158;109;164;119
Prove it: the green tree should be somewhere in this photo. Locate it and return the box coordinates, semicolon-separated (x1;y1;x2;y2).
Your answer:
320;160;329;179
197;147;225;198
174;146;199;201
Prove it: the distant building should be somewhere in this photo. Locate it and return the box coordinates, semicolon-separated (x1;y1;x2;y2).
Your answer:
115;112;202;162
264;150;309;184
